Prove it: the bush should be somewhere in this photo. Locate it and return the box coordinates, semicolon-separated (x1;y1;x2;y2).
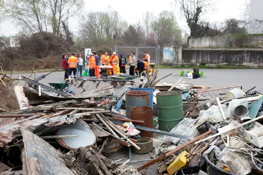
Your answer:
234;34;249;48
19;32;71;58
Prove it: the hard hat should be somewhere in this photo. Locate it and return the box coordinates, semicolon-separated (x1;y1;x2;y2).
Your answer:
113;52;116;54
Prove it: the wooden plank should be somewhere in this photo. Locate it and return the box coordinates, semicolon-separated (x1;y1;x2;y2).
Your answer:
21;129;74;175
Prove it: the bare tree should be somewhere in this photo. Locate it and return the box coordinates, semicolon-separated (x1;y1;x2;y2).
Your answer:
223;19;247;35
142;11;154;37
5;0;83;36
175;0;214;37
78;9;128;47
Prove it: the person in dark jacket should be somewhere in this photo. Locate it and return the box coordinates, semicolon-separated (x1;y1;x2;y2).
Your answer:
61;54;69;80
119;54;127;73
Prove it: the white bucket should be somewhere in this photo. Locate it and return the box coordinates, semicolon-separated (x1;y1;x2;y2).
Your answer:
225;88;244;100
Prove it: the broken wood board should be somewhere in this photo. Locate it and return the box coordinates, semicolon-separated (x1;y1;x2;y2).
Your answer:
21;129;74;175
154;81;193;91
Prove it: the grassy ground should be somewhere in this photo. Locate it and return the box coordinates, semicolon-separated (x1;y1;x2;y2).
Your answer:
155;64;259;69
4;69;62;74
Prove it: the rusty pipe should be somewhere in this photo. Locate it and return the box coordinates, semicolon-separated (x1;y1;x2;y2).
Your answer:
137;130;212;171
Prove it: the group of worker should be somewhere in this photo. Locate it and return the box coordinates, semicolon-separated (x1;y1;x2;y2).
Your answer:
62;51;151;80
62;53;83;80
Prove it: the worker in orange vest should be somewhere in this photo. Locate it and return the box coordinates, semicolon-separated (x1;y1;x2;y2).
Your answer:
67;53;78;78
111;52;119;75
106;53;112;75
144;51;150;63
101;52;108;76
143;58;150;70
92;51;100;79
101;52;108;65
89;52;96;78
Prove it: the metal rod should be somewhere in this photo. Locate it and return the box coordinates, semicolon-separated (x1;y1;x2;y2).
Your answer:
137;130;212;171
41;135;78;139
195;116;263;145
112;120;192;140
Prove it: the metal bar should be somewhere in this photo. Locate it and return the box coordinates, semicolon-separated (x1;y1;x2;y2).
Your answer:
151;73;173;87
20;76;70;98
136;47;138;63
117;47;157;49
111;120;192;140
158;46;161;65
195;116;263;145
137;130;212;171
76;78;136;82
41;135;78;139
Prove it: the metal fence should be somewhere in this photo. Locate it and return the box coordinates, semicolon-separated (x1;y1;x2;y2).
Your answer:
115;45;161;65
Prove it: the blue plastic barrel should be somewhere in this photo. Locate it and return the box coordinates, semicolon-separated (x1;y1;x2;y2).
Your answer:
130;87;153;108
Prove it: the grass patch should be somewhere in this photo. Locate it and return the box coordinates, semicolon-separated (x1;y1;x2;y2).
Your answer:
155;64;258;69
155;64;193;69
4;69;62;74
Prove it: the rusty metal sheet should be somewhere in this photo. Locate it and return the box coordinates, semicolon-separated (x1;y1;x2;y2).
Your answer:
21;129;74;175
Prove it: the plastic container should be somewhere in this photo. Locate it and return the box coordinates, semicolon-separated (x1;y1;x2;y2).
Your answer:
187;73;193;79
130;87;153;108
204;155;235;175
245;126;263;148
167;150;188;175
157;91;183;131
179;71;184;76
125;91;150;118
225;88;244;100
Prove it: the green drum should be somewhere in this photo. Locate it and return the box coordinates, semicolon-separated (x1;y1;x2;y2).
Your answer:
157;91;183;131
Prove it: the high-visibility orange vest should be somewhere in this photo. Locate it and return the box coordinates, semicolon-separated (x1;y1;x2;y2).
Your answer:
89;56;96;69
144;61;149;70
101;54;107;64
68;56;78;68
106;56;110;65
145;54;150;62
112;55;119;65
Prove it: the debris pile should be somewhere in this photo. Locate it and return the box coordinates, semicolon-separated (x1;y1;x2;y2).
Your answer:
0;69;263;175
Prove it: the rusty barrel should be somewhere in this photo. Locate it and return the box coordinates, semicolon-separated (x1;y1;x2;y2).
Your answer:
157;91;183;131
125;91;151;118
130;106;153;137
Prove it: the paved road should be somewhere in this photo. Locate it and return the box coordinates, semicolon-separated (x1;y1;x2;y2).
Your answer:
157;69;263;92
12;69;263;92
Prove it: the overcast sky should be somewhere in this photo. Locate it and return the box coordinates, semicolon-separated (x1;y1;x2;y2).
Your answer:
0;0;249;36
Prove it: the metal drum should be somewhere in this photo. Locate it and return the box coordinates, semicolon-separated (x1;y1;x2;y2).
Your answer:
125;91;150;118
130;106;153;137
157;91;183;131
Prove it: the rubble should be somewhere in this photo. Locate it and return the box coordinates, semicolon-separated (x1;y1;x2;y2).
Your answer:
0;68;263;175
